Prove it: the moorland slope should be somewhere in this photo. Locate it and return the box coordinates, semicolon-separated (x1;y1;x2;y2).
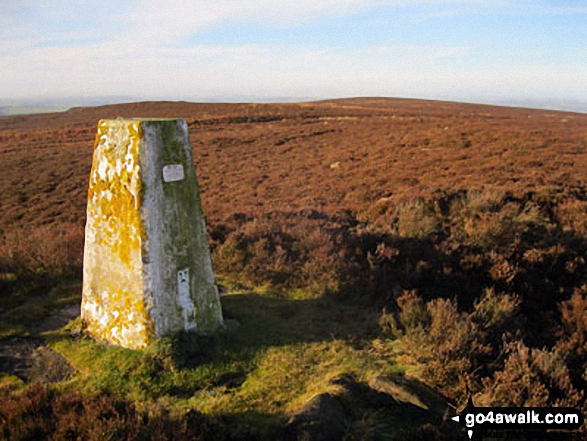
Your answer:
1;98;585;230
1;98;587;440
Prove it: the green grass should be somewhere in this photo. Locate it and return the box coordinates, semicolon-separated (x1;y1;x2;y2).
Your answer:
1;279;402;439
0;274;424;439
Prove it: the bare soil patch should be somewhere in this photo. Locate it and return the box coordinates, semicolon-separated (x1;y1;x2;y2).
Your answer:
0;285;79;383
0;336;74;383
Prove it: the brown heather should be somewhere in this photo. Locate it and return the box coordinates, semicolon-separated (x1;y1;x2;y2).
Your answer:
0;383;220;441
1;98;587;437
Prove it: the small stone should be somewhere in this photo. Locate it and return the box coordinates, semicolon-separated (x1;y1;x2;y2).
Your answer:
368;375;453;418
284;393;348;441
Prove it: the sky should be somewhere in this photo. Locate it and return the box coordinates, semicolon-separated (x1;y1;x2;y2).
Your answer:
1;0;586;110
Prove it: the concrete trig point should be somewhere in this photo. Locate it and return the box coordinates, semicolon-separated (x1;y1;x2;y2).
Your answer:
81;119;223;350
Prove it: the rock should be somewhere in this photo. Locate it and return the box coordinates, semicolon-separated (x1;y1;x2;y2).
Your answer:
0;337;41;381
284;393;348;441
326;373;364;402
0;338;73;383
28;346;74;383
368;375;454;418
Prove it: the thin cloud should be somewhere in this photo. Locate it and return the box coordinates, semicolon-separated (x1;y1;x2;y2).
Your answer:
411;8;463;23
0;0;584;106
119;0;508;41
117;0;383;46
2;0;510;47
539;6;587;15
8;39;581;104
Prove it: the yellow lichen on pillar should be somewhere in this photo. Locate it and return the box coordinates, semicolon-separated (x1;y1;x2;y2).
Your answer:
82;120;154;349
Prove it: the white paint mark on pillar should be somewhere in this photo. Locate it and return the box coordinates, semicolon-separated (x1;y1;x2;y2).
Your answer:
177;268;197;330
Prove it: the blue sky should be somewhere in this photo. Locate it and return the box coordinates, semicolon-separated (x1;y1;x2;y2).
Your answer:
1;0;586;109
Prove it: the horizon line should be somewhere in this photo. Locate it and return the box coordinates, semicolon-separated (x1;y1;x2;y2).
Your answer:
1;95;586;116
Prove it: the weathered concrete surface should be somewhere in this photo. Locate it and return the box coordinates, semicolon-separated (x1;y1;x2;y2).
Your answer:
82;119;223;350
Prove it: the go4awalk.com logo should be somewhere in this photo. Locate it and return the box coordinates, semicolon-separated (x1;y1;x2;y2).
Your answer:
451;395;584;439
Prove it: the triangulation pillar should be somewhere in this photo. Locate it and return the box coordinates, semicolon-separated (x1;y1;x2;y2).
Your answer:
81;119;223;350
